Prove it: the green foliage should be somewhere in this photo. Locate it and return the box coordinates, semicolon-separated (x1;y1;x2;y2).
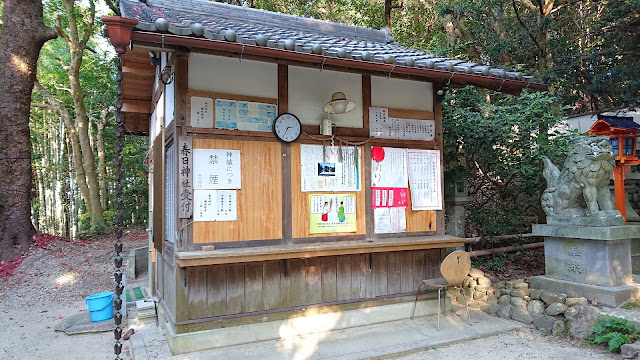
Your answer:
622;298;640;310
30;1;148;237
442;86;574;236
592;316;640;353
467;204;529;238
472;254;508;272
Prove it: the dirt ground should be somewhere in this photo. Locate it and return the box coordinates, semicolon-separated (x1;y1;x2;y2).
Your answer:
0;229;620;359
0;228;148;360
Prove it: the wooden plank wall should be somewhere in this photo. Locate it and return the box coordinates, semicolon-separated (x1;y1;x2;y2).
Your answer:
185;249;441;320
192;138;283;243
290;143;367;238
405;187;438;232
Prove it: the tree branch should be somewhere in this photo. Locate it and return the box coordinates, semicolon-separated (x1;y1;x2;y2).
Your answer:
55;16;72;48
80;0;96;49
511;0;544;55
33;81;71;120
55;57;70;73
104;0;121;16
61;0;79;46
30;102;56;111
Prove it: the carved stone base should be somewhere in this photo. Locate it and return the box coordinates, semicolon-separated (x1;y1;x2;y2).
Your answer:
532;224;640;305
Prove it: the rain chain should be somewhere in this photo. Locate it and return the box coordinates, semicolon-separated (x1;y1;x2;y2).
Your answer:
113;55;125;360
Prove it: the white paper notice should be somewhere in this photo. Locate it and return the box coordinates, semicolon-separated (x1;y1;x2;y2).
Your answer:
193;190;237;221
369;107;435;141
190;97;214;128
193;149;241;189
371;147;408;188
374;207;407;234
407;150;442;210
300;145;361;192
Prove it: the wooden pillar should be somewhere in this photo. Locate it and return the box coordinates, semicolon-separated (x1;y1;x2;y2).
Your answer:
278;64;292;245
434;84;446;235
614;164;628;223
362;75;374;238
173;51;190;323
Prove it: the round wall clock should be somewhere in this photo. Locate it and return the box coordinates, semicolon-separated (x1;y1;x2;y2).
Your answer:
273;113;302;143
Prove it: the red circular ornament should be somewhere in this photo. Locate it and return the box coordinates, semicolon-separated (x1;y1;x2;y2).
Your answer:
371;147;385;162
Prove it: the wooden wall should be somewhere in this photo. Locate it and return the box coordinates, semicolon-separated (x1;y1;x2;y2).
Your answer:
290;143;367;238
405;186;438;232
185;249;441;320
192;138;283;243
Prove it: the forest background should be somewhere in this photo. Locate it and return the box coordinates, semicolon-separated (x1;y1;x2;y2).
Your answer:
0;0;638;261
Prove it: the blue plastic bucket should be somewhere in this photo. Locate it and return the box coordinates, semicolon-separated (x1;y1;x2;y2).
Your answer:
85;292;114;322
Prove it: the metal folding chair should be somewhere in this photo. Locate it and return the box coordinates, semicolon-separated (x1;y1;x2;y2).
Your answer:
410;250;472;330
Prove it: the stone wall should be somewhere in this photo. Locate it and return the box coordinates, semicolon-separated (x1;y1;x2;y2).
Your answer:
447;269;603;339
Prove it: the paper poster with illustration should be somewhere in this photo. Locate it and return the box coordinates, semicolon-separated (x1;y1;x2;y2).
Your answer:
371;147;409;209
300;145;361;192
309;194;357;234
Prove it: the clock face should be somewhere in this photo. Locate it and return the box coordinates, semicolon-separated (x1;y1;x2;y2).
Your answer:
273;113;301;143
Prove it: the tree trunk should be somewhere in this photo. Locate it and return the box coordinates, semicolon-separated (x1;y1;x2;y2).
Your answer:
33;82;94;224
97;109;108;211
69;63;105;230
384;0;402;31
55;0;105;232
0;0;57;261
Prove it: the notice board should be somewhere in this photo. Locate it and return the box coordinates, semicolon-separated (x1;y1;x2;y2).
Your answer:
192;138;282;243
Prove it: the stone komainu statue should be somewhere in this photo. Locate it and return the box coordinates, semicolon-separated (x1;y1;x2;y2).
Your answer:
541;135;620;218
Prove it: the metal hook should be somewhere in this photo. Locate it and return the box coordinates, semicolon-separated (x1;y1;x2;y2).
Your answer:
239;45;245;62
320;57;326;72
497;79;505;92
445;73;454;86
387;65;396;79
161;34;165;51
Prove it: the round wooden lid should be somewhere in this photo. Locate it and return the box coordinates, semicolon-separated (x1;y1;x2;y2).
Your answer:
440;250;471;286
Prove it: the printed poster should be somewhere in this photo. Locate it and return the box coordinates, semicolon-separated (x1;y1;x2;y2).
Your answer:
309;194;357;234
214;99;277;132
300;145;361;192
407;150;442;210
214;99;239;129
193;190;237;222
193;149;241;189
371;147;408;209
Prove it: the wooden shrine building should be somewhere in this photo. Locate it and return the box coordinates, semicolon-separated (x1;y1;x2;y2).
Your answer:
103;0;545;354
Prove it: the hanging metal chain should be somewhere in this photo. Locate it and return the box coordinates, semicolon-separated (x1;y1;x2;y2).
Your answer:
113;54;125;360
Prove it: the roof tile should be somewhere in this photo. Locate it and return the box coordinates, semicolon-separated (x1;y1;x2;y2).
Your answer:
120;0;537;84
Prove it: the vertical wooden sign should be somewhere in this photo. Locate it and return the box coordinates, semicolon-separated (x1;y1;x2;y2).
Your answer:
178;136;193;218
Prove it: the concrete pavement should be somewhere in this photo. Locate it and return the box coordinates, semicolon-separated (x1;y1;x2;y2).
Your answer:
128;306;523;360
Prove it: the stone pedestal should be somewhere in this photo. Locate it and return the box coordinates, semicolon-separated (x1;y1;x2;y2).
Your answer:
531;224;640;307
445;196;473;238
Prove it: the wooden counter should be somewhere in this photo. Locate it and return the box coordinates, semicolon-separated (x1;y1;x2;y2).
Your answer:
176;235;463;267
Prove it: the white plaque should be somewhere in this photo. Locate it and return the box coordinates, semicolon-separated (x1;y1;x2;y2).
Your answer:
193;149;241;189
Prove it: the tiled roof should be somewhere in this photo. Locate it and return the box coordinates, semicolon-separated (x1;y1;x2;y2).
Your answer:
597;115;640;130
120;0;534;83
